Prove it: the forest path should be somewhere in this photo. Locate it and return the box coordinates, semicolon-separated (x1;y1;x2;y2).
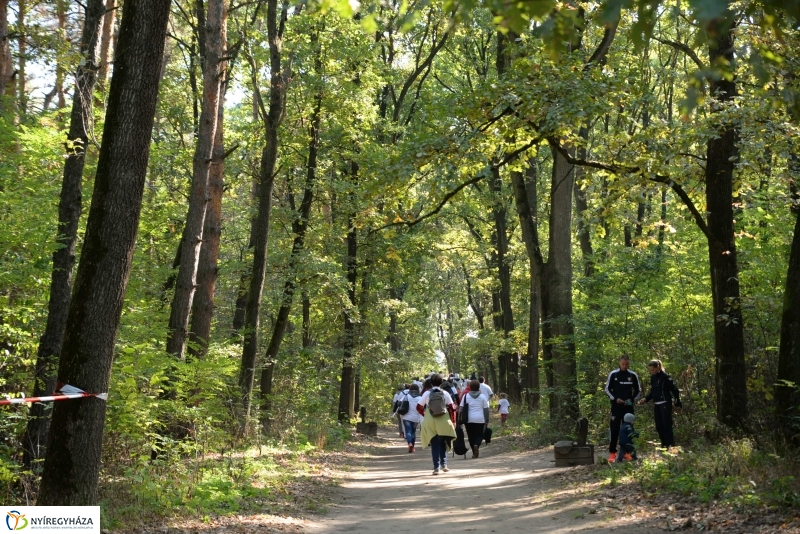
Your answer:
303;428;654;534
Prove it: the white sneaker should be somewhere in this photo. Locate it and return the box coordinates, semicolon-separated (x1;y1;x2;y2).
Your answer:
432;468;440;475
442;466;450;472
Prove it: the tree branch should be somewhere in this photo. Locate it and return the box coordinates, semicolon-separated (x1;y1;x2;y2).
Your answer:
376;136;542;232
547;138;713;242
651;175;712;240
584;18;619;70
392;16;453;122
653;37;705;70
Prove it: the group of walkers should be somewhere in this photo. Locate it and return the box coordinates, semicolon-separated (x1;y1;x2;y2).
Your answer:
604;355;682;462
389;355;681;473
391;372;510;475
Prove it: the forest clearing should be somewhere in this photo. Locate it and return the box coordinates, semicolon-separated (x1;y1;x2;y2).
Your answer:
2;0;800;530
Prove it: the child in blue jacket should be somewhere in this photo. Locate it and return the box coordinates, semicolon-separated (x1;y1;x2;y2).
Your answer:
615;413;639;462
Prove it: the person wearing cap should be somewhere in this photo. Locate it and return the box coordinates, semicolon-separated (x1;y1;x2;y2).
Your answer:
604;355;641;462
638;359;682;448
615;412;640;462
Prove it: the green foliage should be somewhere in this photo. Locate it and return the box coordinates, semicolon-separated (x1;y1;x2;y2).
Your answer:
602;440;800;510
100;446;330;527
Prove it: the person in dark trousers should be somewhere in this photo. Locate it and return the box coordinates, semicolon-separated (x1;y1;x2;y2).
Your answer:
638;359;682;448
604;355;641;462
458;379;490;458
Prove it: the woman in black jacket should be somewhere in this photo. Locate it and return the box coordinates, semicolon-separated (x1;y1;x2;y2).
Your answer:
638;359;682;448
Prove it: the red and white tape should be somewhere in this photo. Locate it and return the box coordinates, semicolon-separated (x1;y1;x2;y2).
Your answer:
0;384;108;406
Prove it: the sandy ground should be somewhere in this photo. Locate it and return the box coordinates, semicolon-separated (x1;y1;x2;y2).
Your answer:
303;429;656;534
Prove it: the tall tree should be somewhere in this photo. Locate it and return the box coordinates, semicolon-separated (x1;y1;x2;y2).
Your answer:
16;0;26;113
338;162;359;421
540;10;617;422
511;161;541;410
260;25;323;429
704;20;747;429
494;29;520;402
776;168;800;439
36;0;172;505
541;140;579;422
166;0;226;359
22;0;108;469
0;0;12;105
188;1;229;358
238;0;289;427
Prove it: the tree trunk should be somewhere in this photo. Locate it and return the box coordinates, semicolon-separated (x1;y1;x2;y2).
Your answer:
541;143;578;423
96;0;117;102
36;0;171;505
705;23;747;429
21;0;107;471
238;0;288;429
259;361;274;434
491;30;518;402
464;266;485;330
574;126;595;277
510;162;541;410
259;52;321;427
657;188;668;254
188;3;228;358
232;117;262;332
0;0;12;106
490;166;518;402
776;164;800;439
388;286;402;352
302;291;312;348
232;270;250;331
353;368;360;415
55;0;66;108
338;165;358;422
16;0;25;113
166;0;225;359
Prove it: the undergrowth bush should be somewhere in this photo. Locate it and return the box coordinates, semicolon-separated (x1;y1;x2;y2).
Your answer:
600;439;800;510
99;446;323;528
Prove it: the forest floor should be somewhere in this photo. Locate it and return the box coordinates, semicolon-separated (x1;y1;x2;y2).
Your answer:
120;426;800;534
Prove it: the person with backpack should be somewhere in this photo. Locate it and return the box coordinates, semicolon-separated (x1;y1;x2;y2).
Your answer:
397;383;423;452
441;377;458;399
458;379;490;458
416;373;457;475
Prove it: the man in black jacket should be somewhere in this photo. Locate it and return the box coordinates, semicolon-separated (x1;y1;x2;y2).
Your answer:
639;359;682;448
604;355;641;462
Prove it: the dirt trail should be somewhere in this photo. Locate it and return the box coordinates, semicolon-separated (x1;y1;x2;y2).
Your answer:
304;429;654;534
